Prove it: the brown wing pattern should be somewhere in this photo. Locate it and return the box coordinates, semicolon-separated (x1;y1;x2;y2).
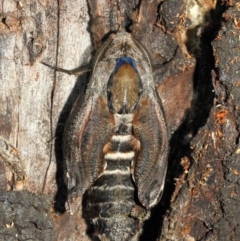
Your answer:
63;94;114;195
133;93;168;209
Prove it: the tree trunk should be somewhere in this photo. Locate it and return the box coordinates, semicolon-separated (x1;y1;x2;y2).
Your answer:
160;1;240;240
0;0;239;241
0;0;91;240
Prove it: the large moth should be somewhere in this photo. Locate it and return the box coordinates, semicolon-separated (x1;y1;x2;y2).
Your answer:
52;30;168;240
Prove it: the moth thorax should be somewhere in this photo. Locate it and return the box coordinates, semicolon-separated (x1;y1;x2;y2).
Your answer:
108;62;141;114
114;113;133;135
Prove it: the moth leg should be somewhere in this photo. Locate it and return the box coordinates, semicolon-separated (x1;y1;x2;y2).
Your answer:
41;61;90;76
65;194;79;215
65;199;73;215
130;205;151;221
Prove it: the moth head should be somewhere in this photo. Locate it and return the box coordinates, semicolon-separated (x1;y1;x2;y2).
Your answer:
107;57;142;114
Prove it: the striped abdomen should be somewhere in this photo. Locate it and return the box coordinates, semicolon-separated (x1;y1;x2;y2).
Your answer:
84;114;142;241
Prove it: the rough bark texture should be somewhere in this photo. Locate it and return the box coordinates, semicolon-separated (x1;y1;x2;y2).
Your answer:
0;0;239;241
0;0;91;240
160;1;240;241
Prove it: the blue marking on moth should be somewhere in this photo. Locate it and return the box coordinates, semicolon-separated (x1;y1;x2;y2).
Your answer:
115;57;138;73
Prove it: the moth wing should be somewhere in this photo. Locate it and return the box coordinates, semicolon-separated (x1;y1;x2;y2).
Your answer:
133;94;168;209
63;94;113;195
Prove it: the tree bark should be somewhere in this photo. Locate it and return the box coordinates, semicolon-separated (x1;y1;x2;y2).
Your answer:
160;1;240;240
0;0;91;240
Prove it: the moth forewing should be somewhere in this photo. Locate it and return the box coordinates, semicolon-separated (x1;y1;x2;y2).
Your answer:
63;96;94;194
133;94;168;208
63;36;117;195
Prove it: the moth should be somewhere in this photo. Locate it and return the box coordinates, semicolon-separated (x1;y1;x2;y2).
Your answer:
44;30;168;240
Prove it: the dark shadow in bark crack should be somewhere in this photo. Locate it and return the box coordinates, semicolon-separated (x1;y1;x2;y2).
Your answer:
139;2;226;241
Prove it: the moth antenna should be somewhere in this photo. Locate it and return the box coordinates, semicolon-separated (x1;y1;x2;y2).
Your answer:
41;61;90;76
66;199;74;215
